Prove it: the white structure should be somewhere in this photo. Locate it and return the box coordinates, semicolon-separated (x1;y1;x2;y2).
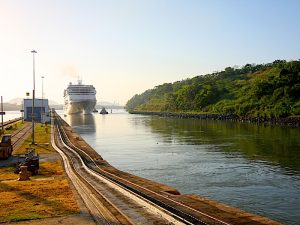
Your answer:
23;98;50;123
63;80;97;114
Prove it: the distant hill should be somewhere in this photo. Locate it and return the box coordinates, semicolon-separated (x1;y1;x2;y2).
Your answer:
8;98;60;106
98;101;114;106
1;103;21;111
1;98;62;111
50;104;63;110
49;100;60;106
8;98;23;105
4;98;124;111
96;101;123;109
126;60;300;118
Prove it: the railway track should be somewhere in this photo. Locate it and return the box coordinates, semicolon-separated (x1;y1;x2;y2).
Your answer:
11;122;32;150
53;113;232;225
53;116;183;225
1;117;22;129
0;121;32;163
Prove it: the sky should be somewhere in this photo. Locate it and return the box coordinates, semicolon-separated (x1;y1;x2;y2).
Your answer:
0;0;299;105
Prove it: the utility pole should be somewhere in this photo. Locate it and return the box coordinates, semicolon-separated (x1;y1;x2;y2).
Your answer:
21;102;24;123
41;76;44;124
1;96;4;133
31;50;37;144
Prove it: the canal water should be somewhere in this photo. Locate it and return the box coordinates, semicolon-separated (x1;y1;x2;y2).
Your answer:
7;110;300;224
61;109;300;224
1;110;23;122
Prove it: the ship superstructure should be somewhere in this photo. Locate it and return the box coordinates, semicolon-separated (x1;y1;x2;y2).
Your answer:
63;80;96;114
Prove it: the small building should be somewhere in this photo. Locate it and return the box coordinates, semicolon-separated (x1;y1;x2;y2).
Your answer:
23;98;50;123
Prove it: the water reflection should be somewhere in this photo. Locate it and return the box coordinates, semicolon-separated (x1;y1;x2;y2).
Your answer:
61;111;300;224
141;117;300;174
64;114;96;133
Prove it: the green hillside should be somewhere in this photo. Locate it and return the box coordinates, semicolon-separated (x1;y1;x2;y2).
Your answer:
125;60;300;118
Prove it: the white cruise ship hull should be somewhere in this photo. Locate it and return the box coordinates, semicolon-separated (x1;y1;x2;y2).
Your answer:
64;80;97;115
65;100;96;114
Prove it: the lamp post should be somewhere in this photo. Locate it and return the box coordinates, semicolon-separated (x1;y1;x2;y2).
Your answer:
31;50;37;144
1;96;3;134
41;76;44;124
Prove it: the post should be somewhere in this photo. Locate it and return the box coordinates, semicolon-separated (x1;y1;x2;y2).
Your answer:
22;102;24;123
1;96;3;133
41;76;44;124
31;50;37;144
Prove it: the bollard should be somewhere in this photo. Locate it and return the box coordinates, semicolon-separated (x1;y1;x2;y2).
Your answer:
18;166;30;181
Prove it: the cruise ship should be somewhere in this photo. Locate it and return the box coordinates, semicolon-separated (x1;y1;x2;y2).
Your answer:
63;80;97;114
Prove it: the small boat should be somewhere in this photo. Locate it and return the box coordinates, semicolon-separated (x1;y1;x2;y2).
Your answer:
100;107;108;114
93;108;98;113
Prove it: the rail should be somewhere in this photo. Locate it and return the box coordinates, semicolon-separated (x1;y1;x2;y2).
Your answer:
1;117;22;128
54;113;231;225
53;118;141;224
11;123;32;149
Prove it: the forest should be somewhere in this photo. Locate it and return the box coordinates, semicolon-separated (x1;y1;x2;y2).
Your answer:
125;60;300;118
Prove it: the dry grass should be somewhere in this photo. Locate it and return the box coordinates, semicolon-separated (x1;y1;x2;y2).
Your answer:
14;124;54;155
0;121;25;136
0;124;80;222
0;179;79;222
0;166;19;181
36;161;64;178
0;161;79;222
0;161;64;182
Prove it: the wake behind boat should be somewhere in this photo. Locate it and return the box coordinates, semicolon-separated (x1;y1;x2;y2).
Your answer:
63;80;96;115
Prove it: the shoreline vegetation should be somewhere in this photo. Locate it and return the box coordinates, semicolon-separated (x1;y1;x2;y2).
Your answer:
129;111;300;127
126;60;300;125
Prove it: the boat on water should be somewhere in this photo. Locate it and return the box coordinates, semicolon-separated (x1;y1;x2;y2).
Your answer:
63;80;97;115
100;107;108;114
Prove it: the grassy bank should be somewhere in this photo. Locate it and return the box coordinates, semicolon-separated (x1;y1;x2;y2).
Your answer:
13;124;53;155
0;123;80;222
129;110;300;127
0;121;24;137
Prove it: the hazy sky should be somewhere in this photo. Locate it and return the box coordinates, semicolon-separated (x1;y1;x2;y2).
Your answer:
0;0;299;104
